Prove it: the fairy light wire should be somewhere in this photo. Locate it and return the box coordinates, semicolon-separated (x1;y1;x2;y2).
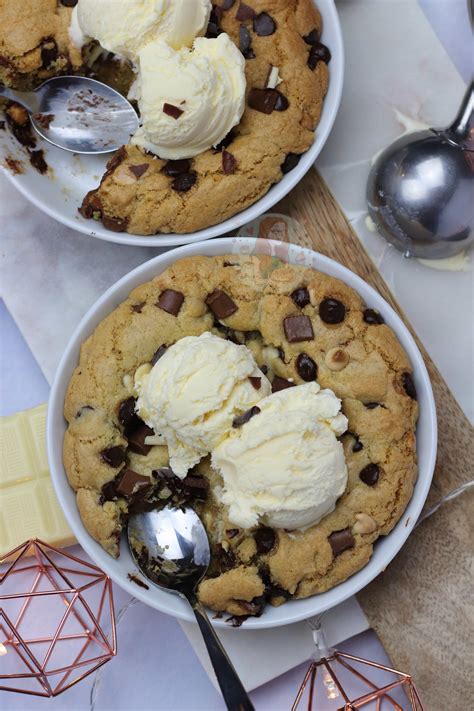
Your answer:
89;479;473;710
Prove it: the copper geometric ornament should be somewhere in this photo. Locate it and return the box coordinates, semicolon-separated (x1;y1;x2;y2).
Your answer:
292;619;424;711
0;539;116;697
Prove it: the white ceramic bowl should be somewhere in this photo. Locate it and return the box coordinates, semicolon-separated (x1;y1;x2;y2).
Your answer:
47;238;437;629
0;0;343;248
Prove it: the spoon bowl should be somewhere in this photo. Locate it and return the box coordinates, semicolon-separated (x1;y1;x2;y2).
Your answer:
128;506;254;711
0;76;139;153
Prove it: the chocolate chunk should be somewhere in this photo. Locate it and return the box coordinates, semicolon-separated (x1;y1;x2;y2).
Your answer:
222;150;237;174
248;88;279;114
213;319;241;344
239;25;254;57
352;438;363;453
271;375;295;393
29;149;48;174
359;463;380;486
151;344;167;365
291;287;310;308
227;528;240;538
278;347;286;362
260;365;268;375
214;129;236;152
157;289;184;316
183;474;209;501
308;42;331;70
254;527;276;555
60;0;78;5
296;353;317;381
78;190;101;219
171;171;197;192
328;529;354;556
131;301;146;313
206;6;223;37
115;469;151;498
206;290;238;319
363;308;384;325
281;152;301;174
249;376;261;390
238;597;265;616
129;163;149;179
365;402;380;410
118;397;139;430
127;424;154;456
274;91;289;111
222;0;235;8
283;315;314;342
319;298;346;324
101;446;127;468
106;146;127;173
232;406;260;428
402;373;417;400
163;159;191;177
236;2;256;21
41;39;58;68
163;103;183;119
253;12;276;36
102;215;128;232
303;28;320;45
100;480;118;502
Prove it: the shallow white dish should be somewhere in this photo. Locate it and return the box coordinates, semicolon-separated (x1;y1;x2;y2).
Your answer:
47;237;437;629
0;0;343;248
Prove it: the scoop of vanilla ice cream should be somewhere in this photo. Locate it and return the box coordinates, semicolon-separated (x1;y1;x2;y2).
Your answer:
135;332;271;478
76;0;211;56
212;383;348;530
131;33;246;159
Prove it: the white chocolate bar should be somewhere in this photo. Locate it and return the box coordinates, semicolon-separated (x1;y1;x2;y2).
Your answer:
0;404;75;557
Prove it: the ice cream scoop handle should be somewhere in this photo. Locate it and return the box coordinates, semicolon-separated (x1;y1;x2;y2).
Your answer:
191;598;255;711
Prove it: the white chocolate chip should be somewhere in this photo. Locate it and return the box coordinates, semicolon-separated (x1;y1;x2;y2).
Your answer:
352;513;377;535
122;374;134;390
144;434;164;446
262;345;281;364
266;65;282;89
325;347;349;371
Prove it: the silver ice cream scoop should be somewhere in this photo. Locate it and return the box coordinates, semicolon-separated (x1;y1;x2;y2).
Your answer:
367;80;473;259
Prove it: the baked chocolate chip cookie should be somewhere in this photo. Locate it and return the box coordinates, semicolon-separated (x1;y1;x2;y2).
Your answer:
63;254;418;620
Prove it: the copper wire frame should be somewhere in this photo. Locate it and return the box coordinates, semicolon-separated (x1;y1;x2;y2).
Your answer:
292;651;425;711
0;539;116;697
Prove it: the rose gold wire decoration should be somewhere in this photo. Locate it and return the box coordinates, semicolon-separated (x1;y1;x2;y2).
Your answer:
0;539;116;697
292;617;424;711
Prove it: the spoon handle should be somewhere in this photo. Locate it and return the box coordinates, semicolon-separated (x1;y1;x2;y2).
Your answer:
191;600;255;711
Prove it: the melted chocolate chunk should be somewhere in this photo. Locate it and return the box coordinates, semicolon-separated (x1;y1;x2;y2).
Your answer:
364;402;380;410
291;287;310;308
118;397;139;431
100;480;118;502
283;314;314;342
236;2;256;21
260;365;268;375
206;6;223;38
402;372;417;400
352;437;363;453
29;150;47;174
78;190;101;219
213;129;236;152
102;215;128;232
271;375;295;393
303;28;320;45
41;38;58;69
281;152;302;174
222;0;235;8
127;573;149;589
183;474;209;501
157;289;184;316
308;42;331;70
296;353;317;381
129;163;149;179
151;344;167;365
278;347;286;362
328;529;354;556
248;88;279;114
222;150;237;174
363;308;384;325
131;301;146;313
206;290;238;319
232;406;260;428
253;12;276;36
213;319;241;344
359;463;380;486
127;424;154;456
115;469;151;498
249;376;262;390
163;159;191;177
254;527;276;555
239;25;255;58
101;446;127;468
171;170;197;192
319;298;346;324
163;103;183;119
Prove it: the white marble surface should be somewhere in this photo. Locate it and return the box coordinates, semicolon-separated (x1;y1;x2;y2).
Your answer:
1;1;472;708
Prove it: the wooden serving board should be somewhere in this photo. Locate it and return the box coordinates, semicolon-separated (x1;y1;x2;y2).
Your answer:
276;169;474;711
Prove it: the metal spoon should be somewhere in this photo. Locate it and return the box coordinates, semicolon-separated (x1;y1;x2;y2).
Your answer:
367;80;474;259
0;76;139;154
128;507;255;711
